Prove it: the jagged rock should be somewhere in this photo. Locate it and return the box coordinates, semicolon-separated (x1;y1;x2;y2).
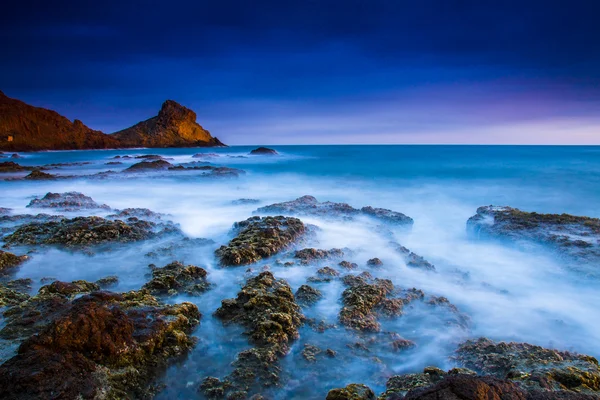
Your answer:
326;383;376;400
96;276;119;289
27;192;110;211
302;343;322;363
249;147;278;155
339;276;396;332
142;261;211;296
0;290;200;399
107;207;164;220
124;159;173;171
339;260;358;270
255;195;413;226
0;161;36;172
295;284;323;306
454;338;600;393
3;216;156;248
294;248;345;264
390;242;436;272
216;216;306;266
192;152;220;159
23;170;55;180
403;374;526;400
467;206;600;267
112;99;225;148
0;250;28;274
367;258;383;267
308;266;341;283
205;272;304;398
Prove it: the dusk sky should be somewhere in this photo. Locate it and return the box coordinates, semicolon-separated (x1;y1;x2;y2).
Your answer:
2;1;600;144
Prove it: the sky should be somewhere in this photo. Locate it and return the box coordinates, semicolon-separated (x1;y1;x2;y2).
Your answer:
1;0;600;144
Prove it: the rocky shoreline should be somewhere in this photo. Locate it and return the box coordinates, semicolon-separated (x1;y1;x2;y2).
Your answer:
0;152;598;399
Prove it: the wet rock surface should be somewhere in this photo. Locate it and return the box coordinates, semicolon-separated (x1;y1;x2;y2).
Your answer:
27;191;110;211
467;206;600;266
0;161;36;172
0;250;28;275
125;159;174;171
249;147;278;155
216;216;306;266
326;383;376;400
0;290;200;399
255;195;413;226
142;261;211;296
295;284;323;306
202;272;304;398
23;170;56;180
454;338;600;393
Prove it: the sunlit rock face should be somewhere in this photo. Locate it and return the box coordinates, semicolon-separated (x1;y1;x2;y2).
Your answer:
112;100;226;148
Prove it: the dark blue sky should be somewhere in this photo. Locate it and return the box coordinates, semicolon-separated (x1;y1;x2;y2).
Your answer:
2;0;600;144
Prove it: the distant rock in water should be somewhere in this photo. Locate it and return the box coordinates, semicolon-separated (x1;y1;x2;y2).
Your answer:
112;100;226;148
0;91;227;150
255;195;413;226
124;159;173;171
0;162;37;173
27;192;110;211
23;170;55;180
467;205;600;267
249;147;278;155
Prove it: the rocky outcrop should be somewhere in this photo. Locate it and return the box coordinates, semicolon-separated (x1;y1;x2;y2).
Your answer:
27;192;110;211
467;206;600;266
2;216;157;248
255;195;413;226
454;338;600;394
0;91;120;151
326;383;376;399
249;147;278;155
201;272;304;398
112;100;225;148
0;161;37;172
0;91;226;150
0;250;28;275
216;216;306;266
0;289;200;399
142;261;211;296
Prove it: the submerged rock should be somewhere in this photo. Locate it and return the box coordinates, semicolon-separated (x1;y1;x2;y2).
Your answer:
454;338;600;393
249;147;278;155
0;290;200;399
390;241;436;272
294;247;345;264
3;216;157;248
467;205;600;267
216;216;306;266
255;195;413;226
205;272;304;397
295;284;323;306
0;161;36;173
27;192;110;211
143;261;211;296
95;275;119;289
23;170;55;180
326;383;376;400
0;250;28;275
124;159;173;171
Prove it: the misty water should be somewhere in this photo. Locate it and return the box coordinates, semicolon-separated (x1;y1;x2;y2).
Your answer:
1;145;600;398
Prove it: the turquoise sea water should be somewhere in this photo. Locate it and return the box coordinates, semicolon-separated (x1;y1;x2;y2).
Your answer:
1;145;599;398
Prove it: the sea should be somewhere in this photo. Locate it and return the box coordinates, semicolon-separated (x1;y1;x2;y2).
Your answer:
1;145;599;398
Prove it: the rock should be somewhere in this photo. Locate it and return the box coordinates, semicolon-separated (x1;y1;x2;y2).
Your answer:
112;99;225;148
0;161;36;172
27;192;110;211
454;338;600;393
308;266;341;283
134;154;165;160
367;258;383;267
295;284;323;306
249;147;278;155
107;207;164;220
142;261;211;296
0;250;28;274
105;161;122;165
339;276;396;332
390;241;436;272
467;206;600;267
0;91;120;151
216;216;306;266
302;343;322;363
255;195;413;226
192;152;220;158
3;216;156;248
124;159;173;171
0;282;30;307
294;247;345;264
205;272;303;397
9;154;20;159
95;276;119;289
403;374;526;400
232;198;261;205
23;170;55;180
339;260;358;270
0;290;200;398
326;383;376;400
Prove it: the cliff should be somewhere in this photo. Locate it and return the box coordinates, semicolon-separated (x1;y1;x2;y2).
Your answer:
0;91;120;151
112;100;225;148
0;92;226;150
